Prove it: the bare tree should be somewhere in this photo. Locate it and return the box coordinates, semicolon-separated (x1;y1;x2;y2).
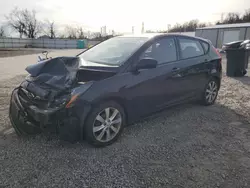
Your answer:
43;20;56;38
77;27;87;39
65;26;78;39
216;12;241;25
242;9;250;22
90;32;105;40
0;26;6;37
6;8;41;38
22;9;41;38
224;12;241;24
216;9;250;25
5;8;25;38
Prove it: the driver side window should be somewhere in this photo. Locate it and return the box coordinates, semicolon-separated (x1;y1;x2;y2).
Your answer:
140;37;177;64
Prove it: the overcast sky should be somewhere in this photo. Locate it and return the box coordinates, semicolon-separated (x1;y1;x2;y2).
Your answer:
0;0;250;33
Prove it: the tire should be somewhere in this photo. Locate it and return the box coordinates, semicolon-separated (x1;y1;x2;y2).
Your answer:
201;78;219;106
84;101;126;147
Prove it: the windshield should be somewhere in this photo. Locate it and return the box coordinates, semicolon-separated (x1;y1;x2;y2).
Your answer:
79;37;149;65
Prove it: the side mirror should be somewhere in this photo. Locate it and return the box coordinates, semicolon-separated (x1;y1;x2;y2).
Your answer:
136;58;157;70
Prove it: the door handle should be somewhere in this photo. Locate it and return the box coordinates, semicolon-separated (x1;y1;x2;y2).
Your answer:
171;67;182;78
199;59;209;64
172;67;180;72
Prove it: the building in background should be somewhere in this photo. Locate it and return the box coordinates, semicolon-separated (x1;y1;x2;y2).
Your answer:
38;35;50;39
169;32;195;37
195;23;250;48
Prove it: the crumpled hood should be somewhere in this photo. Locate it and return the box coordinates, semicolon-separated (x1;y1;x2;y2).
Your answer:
25;56;80;90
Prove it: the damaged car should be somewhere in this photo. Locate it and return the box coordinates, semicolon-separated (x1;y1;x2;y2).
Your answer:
9;33;222;147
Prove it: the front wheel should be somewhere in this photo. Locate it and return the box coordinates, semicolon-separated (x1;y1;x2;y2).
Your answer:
84;101;125;147
201;78;219;106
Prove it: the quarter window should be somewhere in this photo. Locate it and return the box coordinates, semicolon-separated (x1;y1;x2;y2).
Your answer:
140;38;177;64
201;41;209;53
178;38;204;59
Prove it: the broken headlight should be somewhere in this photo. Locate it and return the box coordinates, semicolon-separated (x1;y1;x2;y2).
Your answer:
65;82;93;108
49;94;71;108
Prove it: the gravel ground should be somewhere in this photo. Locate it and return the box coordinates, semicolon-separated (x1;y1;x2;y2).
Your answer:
1;56;250;188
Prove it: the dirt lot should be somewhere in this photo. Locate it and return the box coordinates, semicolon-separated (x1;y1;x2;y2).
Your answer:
0;48;48;58
1;55;250;188
0;49;83;80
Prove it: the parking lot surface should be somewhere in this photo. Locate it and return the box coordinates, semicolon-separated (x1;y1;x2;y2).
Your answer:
0;49;83;80
1;53;250;188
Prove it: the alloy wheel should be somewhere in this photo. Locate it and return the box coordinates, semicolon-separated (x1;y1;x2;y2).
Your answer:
92;107;122;142
205;81;218;103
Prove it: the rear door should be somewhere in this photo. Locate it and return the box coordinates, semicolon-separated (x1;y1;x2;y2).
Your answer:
174;36;209;95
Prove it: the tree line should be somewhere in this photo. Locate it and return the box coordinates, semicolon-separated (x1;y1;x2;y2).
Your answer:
216;9;250;25
146;9;250;33
0;7;112;40
1;8;250;38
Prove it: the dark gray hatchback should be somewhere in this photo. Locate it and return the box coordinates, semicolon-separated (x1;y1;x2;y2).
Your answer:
9;33;222;147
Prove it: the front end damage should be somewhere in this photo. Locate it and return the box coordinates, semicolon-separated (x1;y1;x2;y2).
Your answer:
9;56;118;142
9;85;88;142
9;56;87;142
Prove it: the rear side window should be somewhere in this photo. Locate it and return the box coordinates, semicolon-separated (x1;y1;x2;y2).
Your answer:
178;38;204;59
201;41;209;53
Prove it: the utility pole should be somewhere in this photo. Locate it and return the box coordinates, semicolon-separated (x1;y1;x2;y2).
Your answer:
167;24;171;32
221;13;224;22
103;26;106;36
100;26;107;36
132;26;134;34
141;22;144;34
100;26;103;36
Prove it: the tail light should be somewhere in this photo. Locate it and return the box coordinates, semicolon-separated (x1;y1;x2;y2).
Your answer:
213;46;221;57
212;46;221;58
212;46;222;65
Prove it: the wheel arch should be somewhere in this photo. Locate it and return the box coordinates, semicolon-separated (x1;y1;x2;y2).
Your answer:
91;96;129;125
211;75;221;90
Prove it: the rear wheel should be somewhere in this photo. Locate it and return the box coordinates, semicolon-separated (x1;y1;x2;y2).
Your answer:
201;78;219;106
84;101;125;147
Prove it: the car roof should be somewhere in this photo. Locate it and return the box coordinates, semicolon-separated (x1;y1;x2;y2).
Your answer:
117;33;165;38
117;33;208;42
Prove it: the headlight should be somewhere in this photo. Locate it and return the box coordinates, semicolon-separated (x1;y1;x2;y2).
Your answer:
49;94;71;108
65;94;79;108
65;82;93;108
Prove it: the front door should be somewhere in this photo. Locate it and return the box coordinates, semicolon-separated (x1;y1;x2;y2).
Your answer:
123;37;184;119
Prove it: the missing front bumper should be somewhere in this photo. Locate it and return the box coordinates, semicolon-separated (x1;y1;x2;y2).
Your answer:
9;88;89;142
10;89;74;135
9;89;42;135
